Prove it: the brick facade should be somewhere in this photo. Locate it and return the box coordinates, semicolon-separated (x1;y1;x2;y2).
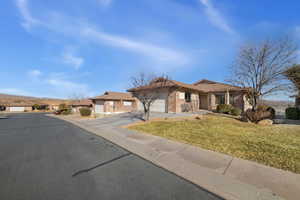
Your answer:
150;88;248;113
165;88;200;113
167;88;177;113
97;100;137;113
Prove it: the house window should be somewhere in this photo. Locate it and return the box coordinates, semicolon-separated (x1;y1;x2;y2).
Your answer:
215;94;225;105
185;92;191;102
0;106;6;111
108;101;114;106
179;92;185;99
123;101;132;106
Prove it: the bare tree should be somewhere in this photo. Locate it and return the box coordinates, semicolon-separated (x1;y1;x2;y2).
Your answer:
129;73;169;121
228;37;298;110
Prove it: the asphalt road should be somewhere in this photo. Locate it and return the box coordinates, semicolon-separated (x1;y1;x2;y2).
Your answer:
0;113;222;200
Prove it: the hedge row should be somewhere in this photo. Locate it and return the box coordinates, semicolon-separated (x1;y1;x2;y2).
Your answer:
286;107;300;120
216;104;241;116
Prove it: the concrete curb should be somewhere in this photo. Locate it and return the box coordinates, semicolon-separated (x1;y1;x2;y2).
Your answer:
49;115;290;200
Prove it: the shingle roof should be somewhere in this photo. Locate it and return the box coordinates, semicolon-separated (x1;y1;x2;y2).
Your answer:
128;78;248;93
71;99;93;106
91;92;136;101
193;79;248;93
127;78;202;92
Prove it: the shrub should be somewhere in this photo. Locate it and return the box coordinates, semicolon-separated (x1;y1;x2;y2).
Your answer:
181;103;192;112
230;107;242;116
285;107;300;120
58;103;72;115
216;104;233;114
244;108;274;123
33;104;41;110
61;109;72;115
79;107;92;116
59;103;69;110
257;105;276;119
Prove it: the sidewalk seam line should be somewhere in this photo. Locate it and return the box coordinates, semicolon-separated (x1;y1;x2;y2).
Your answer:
222;157;234;175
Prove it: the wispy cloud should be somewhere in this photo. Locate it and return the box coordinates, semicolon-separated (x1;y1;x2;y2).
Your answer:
80;26;190;67
15;0;191;70
47;78;87;91
199;0;235;35
98;0;112;7
62;48;84;70
46;78;94;97
16;0;40;30
28;69;42;77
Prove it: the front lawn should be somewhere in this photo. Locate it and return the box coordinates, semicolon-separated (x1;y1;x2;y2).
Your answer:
128;114;300;174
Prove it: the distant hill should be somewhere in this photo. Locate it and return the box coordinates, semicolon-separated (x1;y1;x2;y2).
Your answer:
259;99;295;115
0;93;69;106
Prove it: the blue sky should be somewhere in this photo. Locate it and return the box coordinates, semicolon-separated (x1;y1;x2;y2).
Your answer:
1;0;299;99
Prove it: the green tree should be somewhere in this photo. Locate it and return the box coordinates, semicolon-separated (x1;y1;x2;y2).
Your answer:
285;64;300;93
33;104;41;110
58;103;68;110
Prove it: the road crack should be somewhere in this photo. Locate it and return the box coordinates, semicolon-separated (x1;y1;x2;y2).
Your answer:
72;153;132;177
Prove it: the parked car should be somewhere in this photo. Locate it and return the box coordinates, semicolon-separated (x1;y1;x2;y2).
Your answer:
53;110;62;115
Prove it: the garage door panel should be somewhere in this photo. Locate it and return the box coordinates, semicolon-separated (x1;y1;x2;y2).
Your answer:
137;92;167;113
10;107;25;112
95;101;104;113
151;99;166;112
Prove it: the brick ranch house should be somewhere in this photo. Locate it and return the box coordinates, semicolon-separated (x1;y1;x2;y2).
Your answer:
90;92;137;114
127;78;251;113
71;99;93;113
0;100;49;112
0;103;34;112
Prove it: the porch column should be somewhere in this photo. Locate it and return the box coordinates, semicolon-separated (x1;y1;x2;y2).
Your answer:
225;90;230;105
210;93;216;110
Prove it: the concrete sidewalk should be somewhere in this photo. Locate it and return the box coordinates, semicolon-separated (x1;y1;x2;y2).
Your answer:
52;114;300;200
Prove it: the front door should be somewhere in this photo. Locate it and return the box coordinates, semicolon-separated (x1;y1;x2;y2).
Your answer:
199;95;208;109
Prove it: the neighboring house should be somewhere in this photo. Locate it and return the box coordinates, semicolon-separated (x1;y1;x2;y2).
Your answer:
0;93;70;112
90;92;137;114
2;103;33;112
128;78;251;113
49;104;60;111
71;99;93;113
46;102;64;111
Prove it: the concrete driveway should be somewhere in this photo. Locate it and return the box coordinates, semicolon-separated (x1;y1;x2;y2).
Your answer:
80;111;206;129
0;113;221;200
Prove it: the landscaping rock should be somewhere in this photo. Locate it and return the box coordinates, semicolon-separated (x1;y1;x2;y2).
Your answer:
195;115;204;120
241;114;250;122
258;119;273;126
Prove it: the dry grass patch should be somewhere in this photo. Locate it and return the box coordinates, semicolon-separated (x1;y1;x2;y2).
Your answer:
128;114;300;174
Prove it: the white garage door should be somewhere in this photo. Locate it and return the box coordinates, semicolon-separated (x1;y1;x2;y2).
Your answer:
10;107;25;112
95;101;104;113
137;92;167;113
